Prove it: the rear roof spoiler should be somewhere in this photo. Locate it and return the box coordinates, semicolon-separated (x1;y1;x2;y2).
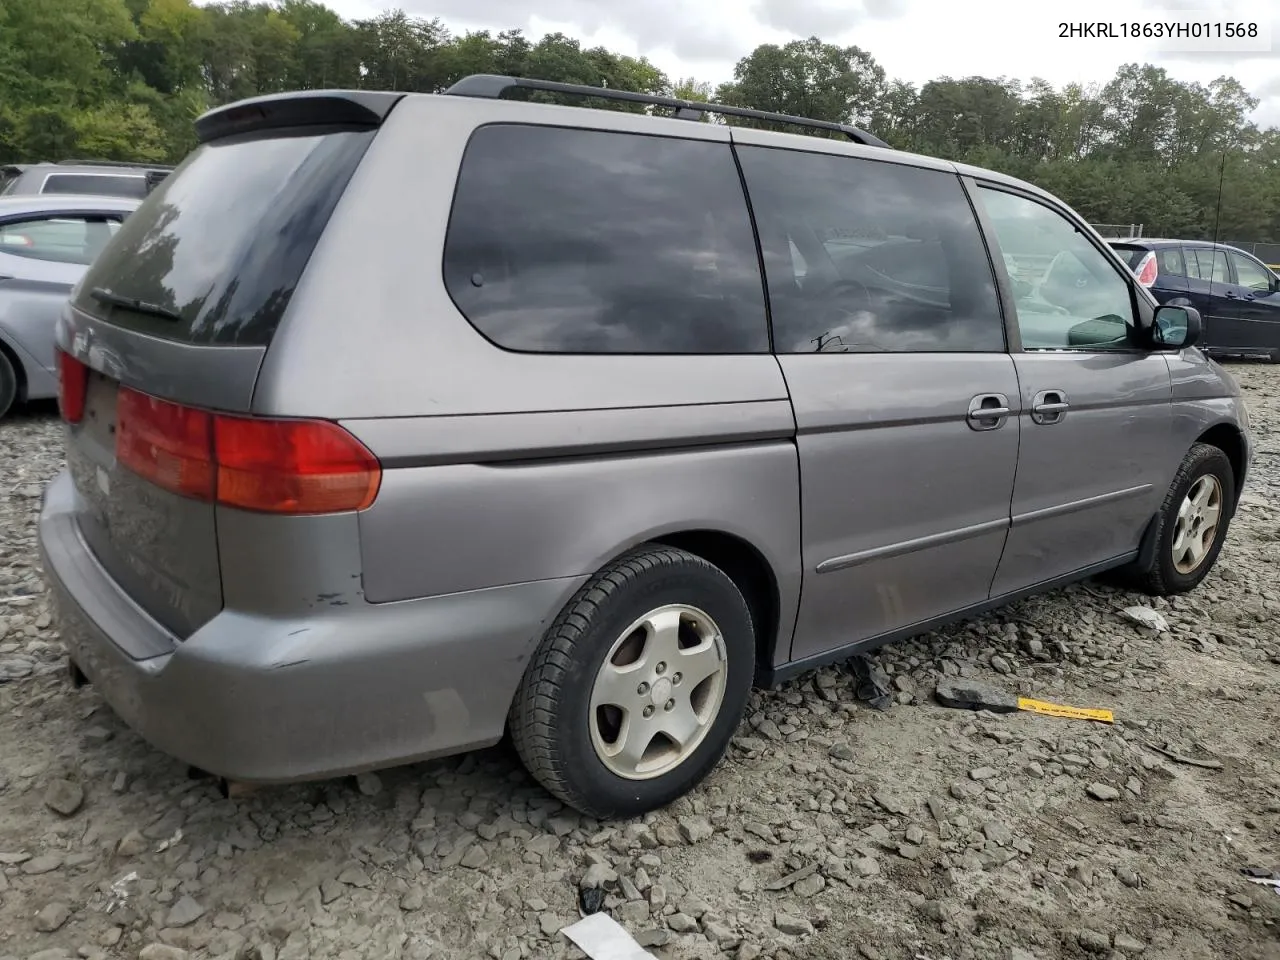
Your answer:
195;90;407;143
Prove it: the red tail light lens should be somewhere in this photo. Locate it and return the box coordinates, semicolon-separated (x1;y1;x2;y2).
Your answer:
114;387;381;514
1135;252;1158;287
56;349;88;424
116;388;216;500
214;415;381;514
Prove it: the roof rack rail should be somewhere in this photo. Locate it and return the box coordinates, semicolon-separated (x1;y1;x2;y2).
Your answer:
57;159;175;170
444;74;891;149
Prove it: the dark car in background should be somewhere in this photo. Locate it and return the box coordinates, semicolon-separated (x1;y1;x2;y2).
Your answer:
1;160;173;201
1109;238;1280;361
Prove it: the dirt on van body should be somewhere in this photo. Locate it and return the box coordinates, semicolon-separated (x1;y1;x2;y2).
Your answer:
0;366;1278;960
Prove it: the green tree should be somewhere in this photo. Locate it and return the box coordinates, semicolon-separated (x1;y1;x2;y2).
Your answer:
716;37;885;129
279;0;359;89
352;9;449;92
73;101;169;160
672;77;712;102
0;1;1275;244
200;1;301;103
117;0;206;95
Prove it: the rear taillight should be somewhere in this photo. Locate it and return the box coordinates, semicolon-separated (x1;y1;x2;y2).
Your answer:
57;349;88;424
115;386;381;514
214;416;381;514
116;389;215;500
1135;252;1158;288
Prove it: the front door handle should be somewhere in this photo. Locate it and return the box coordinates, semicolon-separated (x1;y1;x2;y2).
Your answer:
1031;389;1069;425
967;393;1011;431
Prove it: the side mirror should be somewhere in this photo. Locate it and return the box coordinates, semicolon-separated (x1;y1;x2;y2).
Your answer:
1151;303;1201;350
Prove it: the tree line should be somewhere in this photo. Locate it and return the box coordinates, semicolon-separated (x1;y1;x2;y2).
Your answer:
2;0;1276;242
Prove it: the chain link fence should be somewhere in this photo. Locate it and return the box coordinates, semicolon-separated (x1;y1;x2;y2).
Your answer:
1218;240;1280;267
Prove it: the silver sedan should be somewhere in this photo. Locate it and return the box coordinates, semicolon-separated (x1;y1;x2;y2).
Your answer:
0;194;138;418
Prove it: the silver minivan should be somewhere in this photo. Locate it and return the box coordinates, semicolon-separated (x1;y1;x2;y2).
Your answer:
39;76;1252;819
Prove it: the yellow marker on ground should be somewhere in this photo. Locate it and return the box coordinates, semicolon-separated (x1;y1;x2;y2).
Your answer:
1017;697;1114;723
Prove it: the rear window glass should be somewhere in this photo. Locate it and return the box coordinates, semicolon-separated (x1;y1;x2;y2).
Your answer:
43;174;148;199
72;128;375;346
1110;245;1149;269
444;124;768;354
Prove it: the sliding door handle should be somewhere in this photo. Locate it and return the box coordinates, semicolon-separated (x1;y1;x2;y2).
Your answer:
967;393;1011;431
1031;389;1069;425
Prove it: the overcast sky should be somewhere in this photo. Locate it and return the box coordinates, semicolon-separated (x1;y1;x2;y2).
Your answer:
318;0;1280;128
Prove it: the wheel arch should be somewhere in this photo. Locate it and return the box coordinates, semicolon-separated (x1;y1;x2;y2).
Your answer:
0;329;28;402
648;528;783;681
1195;422;1248;502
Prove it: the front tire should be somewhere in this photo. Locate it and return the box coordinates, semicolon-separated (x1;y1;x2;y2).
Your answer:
1127;443;1235;596
509;545;755;819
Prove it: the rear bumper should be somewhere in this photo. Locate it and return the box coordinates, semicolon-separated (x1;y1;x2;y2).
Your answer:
39;469;588;783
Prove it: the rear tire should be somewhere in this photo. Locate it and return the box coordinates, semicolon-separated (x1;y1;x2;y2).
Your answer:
509;545;755;819
1120;443;1235;596
0;351;17;420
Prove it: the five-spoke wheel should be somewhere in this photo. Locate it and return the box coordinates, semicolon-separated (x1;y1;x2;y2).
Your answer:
1120;441;1236;596
1171;474;1223;575
509;546;754;819
589;604;727;780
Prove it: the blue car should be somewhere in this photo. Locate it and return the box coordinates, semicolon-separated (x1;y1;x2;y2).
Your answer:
1108;238;1280;362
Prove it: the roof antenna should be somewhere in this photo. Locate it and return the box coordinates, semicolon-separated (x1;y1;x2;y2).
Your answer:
1210;148;1227;251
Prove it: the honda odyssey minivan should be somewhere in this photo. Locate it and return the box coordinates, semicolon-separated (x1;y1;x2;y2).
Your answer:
39;76;1251;819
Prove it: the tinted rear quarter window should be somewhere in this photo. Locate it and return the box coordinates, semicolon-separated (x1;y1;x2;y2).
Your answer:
73;128;375;345
1157;247;1185;276
43;174;148;199
444;124;768;354
737;147;1003;353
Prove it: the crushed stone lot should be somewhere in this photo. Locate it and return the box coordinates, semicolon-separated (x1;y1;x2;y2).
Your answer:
1;366;1278;960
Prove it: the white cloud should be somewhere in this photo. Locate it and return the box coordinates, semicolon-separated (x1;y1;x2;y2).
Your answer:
751;0;908;39
315;0;1280;128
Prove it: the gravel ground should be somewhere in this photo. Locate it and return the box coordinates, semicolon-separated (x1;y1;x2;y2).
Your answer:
0;365;1278;960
